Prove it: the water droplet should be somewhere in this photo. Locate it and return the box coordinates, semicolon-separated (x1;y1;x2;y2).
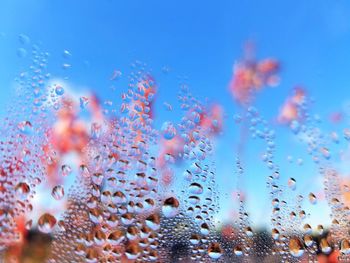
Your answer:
341;239;350;254
161;121;176;140
320;238;332;254
233;245;243;256
18;34;30;44
61;164;72;176
80;96;89;109
162;197;179;217
189;182;203;194
288;177;296;190
289;237;304;257
308;192;317;204
15;182;30;197
208;242;223;259
38;213;57;233
17;121;33;134
63;50;71;58
55;85;65;96
52;185;65;200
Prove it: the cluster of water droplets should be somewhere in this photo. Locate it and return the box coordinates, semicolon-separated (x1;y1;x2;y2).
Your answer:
3;36;350;262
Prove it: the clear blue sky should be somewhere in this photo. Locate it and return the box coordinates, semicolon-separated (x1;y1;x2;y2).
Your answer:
1;0;350;228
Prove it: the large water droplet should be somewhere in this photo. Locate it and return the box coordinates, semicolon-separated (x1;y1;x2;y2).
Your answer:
38;213;57;233
52;185;65;200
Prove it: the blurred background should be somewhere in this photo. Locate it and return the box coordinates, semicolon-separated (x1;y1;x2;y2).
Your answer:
1;0;350;249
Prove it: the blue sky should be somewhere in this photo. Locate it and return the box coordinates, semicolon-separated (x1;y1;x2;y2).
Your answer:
1;0;350;228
